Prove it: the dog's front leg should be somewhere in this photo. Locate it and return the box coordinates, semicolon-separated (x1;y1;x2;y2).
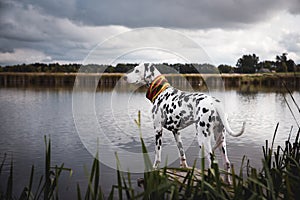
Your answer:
153;129;163;169
172;130;189;168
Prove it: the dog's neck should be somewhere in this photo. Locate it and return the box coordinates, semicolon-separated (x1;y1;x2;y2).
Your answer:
147;73;161;87
146;75;170;103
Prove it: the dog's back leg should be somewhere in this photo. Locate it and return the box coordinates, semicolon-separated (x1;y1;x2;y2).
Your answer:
215;127;232;184
172;130;188;168
195;121;213;168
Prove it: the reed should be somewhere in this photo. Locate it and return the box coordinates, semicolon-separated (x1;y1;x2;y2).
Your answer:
0;126;299;199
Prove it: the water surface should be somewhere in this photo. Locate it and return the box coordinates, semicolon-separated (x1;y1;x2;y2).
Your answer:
0;87;299;198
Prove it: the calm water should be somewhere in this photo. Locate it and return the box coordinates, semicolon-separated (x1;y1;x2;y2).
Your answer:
0;87;299;198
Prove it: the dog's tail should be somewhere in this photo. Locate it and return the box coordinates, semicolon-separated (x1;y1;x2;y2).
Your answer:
214;101;246;137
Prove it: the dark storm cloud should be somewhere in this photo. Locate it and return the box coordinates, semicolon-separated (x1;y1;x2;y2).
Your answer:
288;0;300;14
1;0;300;65
11;0;296;29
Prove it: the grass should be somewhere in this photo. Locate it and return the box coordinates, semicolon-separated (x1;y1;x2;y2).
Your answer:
0;125;299;199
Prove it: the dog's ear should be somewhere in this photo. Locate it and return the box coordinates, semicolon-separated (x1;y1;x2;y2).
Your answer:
150;64;155;73
144;63;149;72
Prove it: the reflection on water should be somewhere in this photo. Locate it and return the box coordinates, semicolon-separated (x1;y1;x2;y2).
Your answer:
0;87;299;197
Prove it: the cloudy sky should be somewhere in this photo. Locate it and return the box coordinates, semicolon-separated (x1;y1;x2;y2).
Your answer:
0;0;300;66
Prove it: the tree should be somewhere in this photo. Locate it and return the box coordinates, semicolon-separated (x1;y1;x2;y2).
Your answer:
236;54;259;73
275;53;296;72
286;59;296;72
218;64;234;73
276;53;288;72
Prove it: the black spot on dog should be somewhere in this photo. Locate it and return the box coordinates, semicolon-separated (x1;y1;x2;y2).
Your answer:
165;93;171;100
196;97;204;105
187;104;193;110
200;121;205;127
202;108;209;113
195;117;201;124
152;105;156;113
178;141;183;149
222;147;226;154
196;107;201;115
184;96;189;102
208;116;212;122
179;149;184;156
183;116;189;122
178;100;182;107
168;117;174;124
157;96;164;105
202;130;207;137
135;69;139;73
211;116;216;122
172;96;177;101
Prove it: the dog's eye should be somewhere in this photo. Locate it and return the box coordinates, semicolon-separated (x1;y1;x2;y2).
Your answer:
135;69;139;73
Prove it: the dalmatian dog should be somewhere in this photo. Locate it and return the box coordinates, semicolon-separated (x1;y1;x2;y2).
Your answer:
124;63;245;183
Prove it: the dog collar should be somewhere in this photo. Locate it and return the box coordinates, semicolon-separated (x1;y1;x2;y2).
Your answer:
146;75;170;103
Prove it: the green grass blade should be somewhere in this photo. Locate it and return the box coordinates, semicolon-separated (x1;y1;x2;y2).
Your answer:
44;135;51;200
140;137;153;172
0;153;7;176
6;157;13;200
77;183;82;200
115;153;123;200
23;165;35;200
94;152;100;199
34;175;44;200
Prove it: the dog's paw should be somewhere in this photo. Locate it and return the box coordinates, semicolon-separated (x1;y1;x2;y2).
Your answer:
180;163;189;169
153;161;160;170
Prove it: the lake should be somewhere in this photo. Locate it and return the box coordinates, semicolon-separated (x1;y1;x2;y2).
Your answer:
0;86;299;198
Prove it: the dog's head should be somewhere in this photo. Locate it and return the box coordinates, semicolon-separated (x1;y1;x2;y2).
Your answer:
124;63;157;85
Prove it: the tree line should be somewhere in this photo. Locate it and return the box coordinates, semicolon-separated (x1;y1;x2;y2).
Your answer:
0;53;299;74
219;53;299;73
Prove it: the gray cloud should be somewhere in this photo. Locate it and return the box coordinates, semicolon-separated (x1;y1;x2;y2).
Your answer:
288;0;300;14
9;0;296;29
280;32;300;53
1;0;300;65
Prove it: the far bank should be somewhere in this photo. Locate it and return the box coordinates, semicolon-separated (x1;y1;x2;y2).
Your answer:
0;72;299;91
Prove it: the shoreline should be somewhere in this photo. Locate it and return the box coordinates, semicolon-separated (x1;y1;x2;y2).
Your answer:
0;72;299;90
